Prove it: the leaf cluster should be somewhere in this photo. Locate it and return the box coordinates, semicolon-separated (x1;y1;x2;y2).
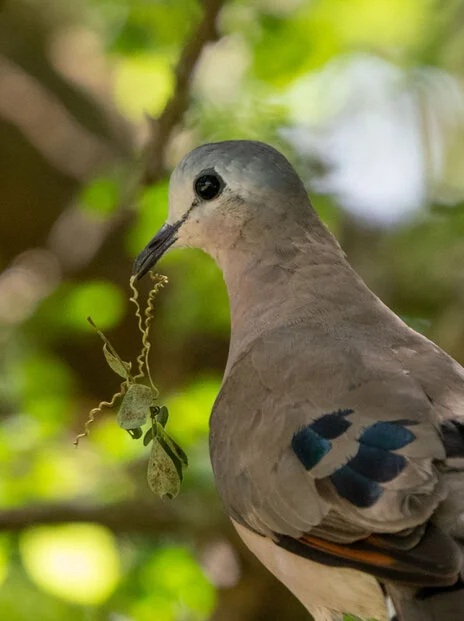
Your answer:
74;273;188;499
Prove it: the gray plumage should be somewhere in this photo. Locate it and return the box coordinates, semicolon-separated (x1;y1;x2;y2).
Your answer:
134;140;464;621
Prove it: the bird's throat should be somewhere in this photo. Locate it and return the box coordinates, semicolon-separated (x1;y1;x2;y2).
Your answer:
219;236;352;371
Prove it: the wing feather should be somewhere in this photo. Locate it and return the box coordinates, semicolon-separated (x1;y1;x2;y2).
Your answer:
210;325;464;585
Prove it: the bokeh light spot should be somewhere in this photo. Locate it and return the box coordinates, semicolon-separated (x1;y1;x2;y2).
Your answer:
64;281;125;332
114;54;174;120
20;524;120;605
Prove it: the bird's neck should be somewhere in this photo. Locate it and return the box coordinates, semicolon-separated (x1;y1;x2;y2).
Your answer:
216;223;365;373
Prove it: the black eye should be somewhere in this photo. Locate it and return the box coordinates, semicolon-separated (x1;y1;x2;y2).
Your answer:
194;173;223;201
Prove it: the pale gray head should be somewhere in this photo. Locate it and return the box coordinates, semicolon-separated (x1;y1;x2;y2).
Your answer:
133;140;321;278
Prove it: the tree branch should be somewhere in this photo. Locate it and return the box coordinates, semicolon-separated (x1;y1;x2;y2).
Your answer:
63;0;226;269
0;495;226;537
143;0;225;185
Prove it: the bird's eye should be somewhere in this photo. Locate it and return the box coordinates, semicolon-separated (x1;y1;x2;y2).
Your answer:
194;173;223;201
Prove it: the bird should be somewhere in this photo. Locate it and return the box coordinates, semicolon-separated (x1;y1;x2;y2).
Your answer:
133;140;464;621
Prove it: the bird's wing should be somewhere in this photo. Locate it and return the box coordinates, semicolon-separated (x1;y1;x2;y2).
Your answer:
210;325;464;587
393;329;464;423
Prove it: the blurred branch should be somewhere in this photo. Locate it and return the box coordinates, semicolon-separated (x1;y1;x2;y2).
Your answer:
0;496;224;536
45;0;225;276
0;501;170;534
0;497;309;620
418;0;464;64
0;55;115;181
121;0;225;202
143;0;225;184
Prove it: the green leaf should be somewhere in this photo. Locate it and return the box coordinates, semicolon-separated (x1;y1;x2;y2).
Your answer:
103;344;132;379
143;426;154;446
127;427;143;439
147;433;181;499
156;405;169;427
117;384;153;430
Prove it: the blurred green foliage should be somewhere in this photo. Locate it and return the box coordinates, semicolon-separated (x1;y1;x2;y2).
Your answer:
137;546;216;620
81;177;121;216
64;281;127;332
1;0;464;620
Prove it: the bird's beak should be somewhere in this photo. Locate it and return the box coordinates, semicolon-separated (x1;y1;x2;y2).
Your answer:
132;222;179;279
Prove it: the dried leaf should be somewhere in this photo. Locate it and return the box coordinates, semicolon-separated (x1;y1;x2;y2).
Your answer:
103;344;132;379
87;316;132;379
147;434;181;499
76;275;168;446
117;383;153;430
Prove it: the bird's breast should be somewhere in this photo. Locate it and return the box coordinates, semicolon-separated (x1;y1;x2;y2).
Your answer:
233;519;389;621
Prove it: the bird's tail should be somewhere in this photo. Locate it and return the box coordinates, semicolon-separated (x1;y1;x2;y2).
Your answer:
386;581;464;621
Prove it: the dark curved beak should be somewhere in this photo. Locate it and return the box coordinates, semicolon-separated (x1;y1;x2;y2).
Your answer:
132;223;179;279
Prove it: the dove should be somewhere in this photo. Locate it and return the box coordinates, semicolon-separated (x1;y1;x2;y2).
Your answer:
133;140;464;621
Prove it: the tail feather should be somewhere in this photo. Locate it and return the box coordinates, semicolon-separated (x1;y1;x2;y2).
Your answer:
387;581;464;621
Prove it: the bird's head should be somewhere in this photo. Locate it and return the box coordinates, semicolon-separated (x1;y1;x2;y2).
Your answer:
132;140;314;279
